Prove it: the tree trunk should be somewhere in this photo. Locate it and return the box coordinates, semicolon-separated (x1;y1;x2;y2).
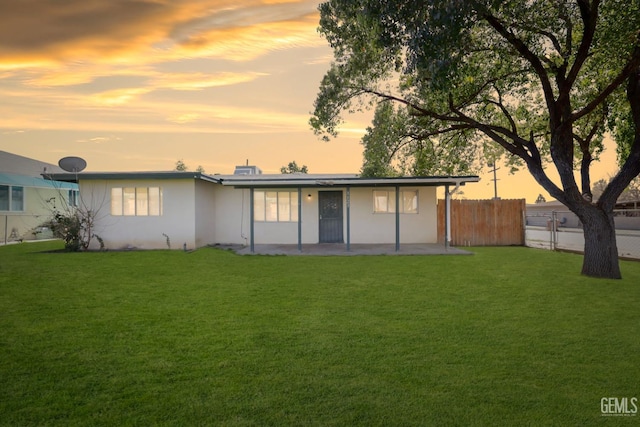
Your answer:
580;205;621;279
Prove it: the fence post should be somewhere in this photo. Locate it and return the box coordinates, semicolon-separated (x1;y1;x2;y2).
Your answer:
551;211;557;250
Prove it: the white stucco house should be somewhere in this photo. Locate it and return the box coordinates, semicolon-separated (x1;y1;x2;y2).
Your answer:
46;166;479;251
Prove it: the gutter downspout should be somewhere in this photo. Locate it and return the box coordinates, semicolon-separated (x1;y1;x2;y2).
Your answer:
249;187;255;253
395;185;400;252
297;187;302;252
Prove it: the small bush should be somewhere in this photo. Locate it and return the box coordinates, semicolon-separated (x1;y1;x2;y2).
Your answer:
45;209;98;252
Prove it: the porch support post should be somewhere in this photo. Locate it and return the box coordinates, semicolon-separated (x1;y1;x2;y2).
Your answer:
297;187;302;252
395;185;400;252
346;186;351;251
249;187;255;253
445;185;451;249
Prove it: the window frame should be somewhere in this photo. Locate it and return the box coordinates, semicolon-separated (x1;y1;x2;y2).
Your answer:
254;190;299;222
111;187;162;216
372;189;419;214
0;184;25;212
68;189;80;207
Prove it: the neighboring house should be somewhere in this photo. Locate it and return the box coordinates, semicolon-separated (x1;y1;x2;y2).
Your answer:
47;166;479;251
526;199;640;230
526;200;579;228
525;199;640;258
0;151;79;243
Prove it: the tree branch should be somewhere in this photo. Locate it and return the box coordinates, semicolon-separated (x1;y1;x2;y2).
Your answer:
571;54;640;122
358;87;460;122
485;85;518;134
479;9;557;118
564;0;600;89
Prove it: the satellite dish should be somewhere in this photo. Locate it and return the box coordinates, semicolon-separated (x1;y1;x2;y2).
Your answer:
58;156;87;173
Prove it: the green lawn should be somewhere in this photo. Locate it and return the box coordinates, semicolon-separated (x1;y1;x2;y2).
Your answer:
1;241;639;426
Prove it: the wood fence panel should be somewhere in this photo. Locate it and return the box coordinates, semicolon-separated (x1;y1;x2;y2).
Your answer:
437;199;525;246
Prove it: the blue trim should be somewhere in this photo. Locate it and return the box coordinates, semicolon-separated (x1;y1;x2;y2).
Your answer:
0;173;77;190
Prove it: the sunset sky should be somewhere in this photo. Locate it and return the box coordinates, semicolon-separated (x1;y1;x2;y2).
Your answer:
0;0;622;203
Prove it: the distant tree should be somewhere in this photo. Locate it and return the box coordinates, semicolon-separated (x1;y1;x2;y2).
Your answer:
280;161;309;174
623;178;640;201
196;165;206;174
535;194;547;204
175;159;188;171
592;177;640;202
591;179;609;201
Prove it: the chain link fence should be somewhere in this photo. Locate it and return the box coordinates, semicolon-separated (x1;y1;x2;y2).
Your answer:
525;209;640;260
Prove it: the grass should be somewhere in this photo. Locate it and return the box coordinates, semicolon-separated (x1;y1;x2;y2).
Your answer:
1;241;639;426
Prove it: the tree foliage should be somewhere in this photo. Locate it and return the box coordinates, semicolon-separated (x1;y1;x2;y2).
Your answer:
175;159;205;173
360;102;479;176
175;159;188;171
311;0;640;278
592;176;640;202
280;161;309;174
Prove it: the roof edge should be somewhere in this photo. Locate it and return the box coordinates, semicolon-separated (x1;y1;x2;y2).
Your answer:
43;171;222;184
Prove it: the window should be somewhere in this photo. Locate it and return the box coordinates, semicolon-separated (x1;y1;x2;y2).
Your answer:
111;187;162;216
254;190;299;222
0;185;9;211
373;190;418;214
0;185;24;211
68;189;80;207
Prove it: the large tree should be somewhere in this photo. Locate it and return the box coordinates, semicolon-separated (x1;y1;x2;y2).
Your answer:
311;0;640;278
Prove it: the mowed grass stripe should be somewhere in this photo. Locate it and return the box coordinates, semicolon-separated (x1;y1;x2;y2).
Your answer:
0;241;639;425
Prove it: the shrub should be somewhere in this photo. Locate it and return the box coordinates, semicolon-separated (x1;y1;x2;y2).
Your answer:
46;209;97;252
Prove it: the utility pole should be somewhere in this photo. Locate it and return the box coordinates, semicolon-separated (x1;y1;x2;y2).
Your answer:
488;162;500;199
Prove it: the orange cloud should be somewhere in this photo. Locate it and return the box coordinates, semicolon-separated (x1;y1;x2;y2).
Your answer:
0;1;322;69
176;13;324;61
87;88;152;106
151;72;268;90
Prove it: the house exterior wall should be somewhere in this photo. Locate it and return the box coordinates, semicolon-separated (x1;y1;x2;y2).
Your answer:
194;179;217;248
253;189;319;244
73;178;441;249
348;187;437;244
1;183;75;243
217;186;437;245
213;186;250;245
82;179;197;250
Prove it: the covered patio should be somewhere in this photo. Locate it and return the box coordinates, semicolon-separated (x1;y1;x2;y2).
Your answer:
231;243;473;256
220;174;480;253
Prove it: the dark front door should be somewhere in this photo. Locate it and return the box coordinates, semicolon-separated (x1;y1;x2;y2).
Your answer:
319;191;343;243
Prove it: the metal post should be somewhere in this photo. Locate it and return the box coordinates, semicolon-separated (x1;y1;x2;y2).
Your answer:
552;210;557;251
445;185;451;249
346;186;351;251
395;185;400;252
297;187;302;252
249;187;255;253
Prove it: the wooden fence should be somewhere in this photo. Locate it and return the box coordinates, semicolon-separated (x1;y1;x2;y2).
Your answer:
437;199;526;246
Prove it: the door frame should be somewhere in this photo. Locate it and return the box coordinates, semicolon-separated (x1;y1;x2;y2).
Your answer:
318;190;344;243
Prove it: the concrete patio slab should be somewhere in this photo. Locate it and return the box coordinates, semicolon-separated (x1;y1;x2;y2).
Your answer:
229;243;473;256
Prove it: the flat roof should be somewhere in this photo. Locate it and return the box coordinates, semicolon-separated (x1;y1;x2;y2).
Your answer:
218;174;480;188
44;171;480;188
